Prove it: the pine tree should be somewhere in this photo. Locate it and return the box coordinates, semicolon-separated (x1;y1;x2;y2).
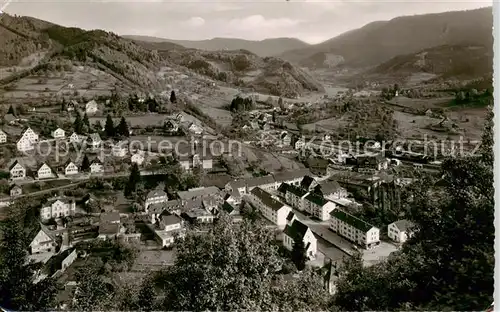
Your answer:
291;235;307;271
117;116;130;137
83;113;90;128
124;163;141;197
7;105;15;116
81;154;90;172
104;115;115;137
73;111;83;134
61;99;67;112
170;90;177;104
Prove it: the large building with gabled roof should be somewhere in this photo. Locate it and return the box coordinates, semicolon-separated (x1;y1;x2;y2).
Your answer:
245;187;292;229
282;219;317;259
329;209;380;249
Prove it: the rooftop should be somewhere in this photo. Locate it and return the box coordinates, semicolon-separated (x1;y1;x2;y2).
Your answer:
392;219;415;232
283;219;310;240
305;192;329;207
272;168;312;183
250;187;286;211
330;209;376;233
178;186;220;201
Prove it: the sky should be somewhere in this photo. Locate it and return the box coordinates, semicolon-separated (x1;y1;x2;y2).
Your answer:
4;0;492;44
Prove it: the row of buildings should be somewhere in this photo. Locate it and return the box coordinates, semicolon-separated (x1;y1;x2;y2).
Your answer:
9;158;104;180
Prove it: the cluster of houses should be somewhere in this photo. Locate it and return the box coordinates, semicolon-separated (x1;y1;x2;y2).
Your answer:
163;112;205;136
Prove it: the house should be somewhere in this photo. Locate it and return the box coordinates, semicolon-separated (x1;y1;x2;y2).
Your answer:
98;211;121;239
164;119;179;132
283;219;317;259
17;127;39;152
131;152;145;165
90;159;104;174
313;180;348;200
221;201;239;216
388;220;415;243
29;224;57;254
85;100;98;114
225;175;276;196
300;175;318;191
87;133;102;149
39;248;77;281
41;198;76;220
112;141;128;157
67;100;77;112
64;161;79;176
356;154;389;171
149;200;183;224
284;185;309;211
179;153;213;171
177;186;221;202
187;123;203;135
280;131;292;147
156;212;183;231
245;187;292;229
272;168;312;189
69;132;86;144
51;128;65;139
37;163;54;179
304;193;336;221
145;189;169;212
9;160;26;180
0;129;7;143
329;209;380;249
295;137;306;150
9;184;22;197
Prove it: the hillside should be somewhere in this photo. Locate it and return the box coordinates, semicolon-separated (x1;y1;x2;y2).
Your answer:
0;14;171;92
160;48;324;97
124;35;310;57
370;44;493;80
280;7;493;69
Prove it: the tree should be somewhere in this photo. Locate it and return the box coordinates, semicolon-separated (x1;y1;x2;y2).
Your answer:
170;90;177;104
0;215;58;310
291;236;307;271
83;113;90;129
104;114;115;137
332;107;494;311
73;111;83;134
157;215;329;311
7;105;15;116
124;163;141;197
61;99;67;112
81;154;90;172
72;266;115;311
116;116;130;137
278;97;284;110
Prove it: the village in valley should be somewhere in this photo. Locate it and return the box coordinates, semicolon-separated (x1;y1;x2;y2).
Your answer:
0;5;493;311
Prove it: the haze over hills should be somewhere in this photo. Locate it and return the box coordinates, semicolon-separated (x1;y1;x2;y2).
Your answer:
123;35;310;58
279;7;493;69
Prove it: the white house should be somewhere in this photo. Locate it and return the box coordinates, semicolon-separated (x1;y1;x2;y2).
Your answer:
388;220;415;243
283;219;317;259
245;187;292;229
40;198;76;220
85;100;98;114
90;159;104;174
9;160;26;180
179;153;213;171
69;132;86;144
17;127;39;152
64;161;79;176
145;189;169;212
187;123;203;136
304;193;336;221
87;133;102;149
112;141;128;157
0;129;7;143
284;184;309;211
37;163;54;180
329;209;380;249
226;175;276;197
29;225;56;254
131;152;145;166
51;128;65;139
272;169;312;189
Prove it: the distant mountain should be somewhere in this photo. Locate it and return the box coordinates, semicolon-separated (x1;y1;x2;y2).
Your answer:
370;44;493;80
123;35;310;57
280;7;493;69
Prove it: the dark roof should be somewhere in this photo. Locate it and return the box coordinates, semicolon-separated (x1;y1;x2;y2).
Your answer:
287;184;308;198
43;248;76;276
314;180;342;196
286;211;295;221
9;159;24;171
250;187;286;211
283;219;309;240
161;212;182;226
330;209;376;232
148;200;182;215
272;168;311;183
305;192;328;206
178;186;220;201
300;176;316;189
221;201;236;214
147;189;168;199
392;219;415;232
277;182;290;194
229;175;275;189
